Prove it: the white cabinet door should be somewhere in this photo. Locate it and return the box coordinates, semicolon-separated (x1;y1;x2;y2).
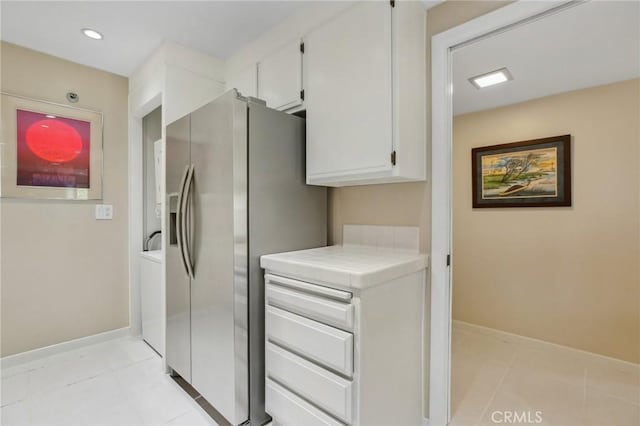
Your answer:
305;2;393;185
257;39;303;111
227;64;257;98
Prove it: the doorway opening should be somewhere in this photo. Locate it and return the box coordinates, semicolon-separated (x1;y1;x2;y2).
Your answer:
430;1;640;425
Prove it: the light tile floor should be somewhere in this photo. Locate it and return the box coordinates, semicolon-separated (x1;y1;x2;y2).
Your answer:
0;337;218;426
4;327;638;426
451;321;640;426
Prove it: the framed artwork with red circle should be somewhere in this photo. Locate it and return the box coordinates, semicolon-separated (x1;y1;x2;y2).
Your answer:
1;93;103;200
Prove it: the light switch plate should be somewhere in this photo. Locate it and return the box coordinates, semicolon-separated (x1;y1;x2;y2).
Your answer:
95;204;113;220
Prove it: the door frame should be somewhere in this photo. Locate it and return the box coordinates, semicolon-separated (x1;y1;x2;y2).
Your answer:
128;91;163;346
428;1;578;425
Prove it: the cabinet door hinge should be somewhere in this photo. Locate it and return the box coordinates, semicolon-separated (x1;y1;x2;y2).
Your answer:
390;150;397;166
300;42;305;54
446;254;451;267
300;89;305;101
390;0;395;7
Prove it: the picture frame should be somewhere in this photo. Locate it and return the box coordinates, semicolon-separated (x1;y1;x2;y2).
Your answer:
471;135;571;208
1;92;103;200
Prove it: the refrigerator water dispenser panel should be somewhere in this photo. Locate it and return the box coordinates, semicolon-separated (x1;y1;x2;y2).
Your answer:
168;193;178;246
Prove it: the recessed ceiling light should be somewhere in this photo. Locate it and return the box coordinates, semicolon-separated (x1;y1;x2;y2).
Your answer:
469;68;513;89
81;28;103;40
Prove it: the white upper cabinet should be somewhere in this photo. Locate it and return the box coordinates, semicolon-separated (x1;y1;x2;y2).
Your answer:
305;1;426;187
257;39;304;111
227;63;258;98
222;1;425;187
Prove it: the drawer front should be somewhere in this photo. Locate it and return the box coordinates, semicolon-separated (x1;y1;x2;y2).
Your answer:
266;379;345;426
267;342;353;423
266;281;354;331
266;305;354;376
265;274;352;302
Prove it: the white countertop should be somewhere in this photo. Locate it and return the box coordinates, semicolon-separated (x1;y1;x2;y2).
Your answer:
260;245;428;289
140;250;162;263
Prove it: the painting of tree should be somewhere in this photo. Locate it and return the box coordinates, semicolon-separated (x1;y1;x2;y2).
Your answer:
472;135;571;208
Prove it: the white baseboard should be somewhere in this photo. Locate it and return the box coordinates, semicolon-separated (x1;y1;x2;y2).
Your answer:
453;320;639;369
1;327;131;369
422;417;430;426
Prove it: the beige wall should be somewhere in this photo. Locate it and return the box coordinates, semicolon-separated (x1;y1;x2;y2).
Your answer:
452;79;640;363
0;42;129;357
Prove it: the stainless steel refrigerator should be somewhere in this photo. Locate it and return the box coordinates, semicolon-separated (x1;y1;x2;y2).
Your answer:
165;90;327;425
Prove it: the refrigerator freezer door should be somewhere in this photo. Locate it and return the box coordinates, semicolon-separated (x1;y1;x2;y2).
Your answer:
165;114;192;382
189;91;249;424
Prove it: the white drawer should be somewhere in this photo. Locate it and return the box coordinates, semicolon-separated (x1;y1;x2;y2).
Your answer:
267;342;353;423
266;277;354;331
266;379;345;426
266;305;354;376
265;274;352;302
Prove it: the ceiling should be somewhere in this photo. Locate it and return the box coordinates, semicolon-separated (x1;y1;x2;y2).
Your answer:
0;1;308;76
453;1;640;115
5;0;632;109
1;1;442;78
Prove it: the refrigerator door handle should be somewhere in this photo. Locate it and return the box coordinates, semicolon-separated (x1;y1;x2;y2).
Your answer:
176;164;191;277
181;164;196;279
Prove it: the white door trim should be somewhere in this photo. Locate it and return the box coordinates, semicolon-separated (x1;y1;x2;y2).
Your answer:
128;93;162;339
428;2;577;425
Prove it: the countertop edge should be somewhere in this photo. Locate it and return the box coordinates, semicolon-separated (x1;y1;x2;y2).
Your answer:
261;253;429;290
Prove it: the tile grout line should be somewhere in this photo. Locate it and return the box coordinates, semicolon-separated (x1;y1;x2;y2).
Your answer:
585;383;640;407
583;364;588;424
2;346;159;408
0;400;23;409
452;323;640;425
1;364;46;380
453;320;640;370
1;341;179;426
473;341;521;426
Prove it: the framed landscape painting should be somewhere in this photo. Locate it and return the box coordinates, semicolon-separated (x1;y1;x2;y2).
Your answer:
471;135;571;208
1;93;103;200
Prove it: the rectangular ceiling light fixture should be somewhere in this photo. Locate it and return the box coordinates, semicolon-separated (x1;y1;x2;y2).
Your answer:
469;67;513;89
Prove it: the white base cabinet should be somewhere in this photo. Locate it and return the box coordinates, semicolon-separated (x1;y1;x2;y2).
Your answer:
140;251;163;356
262;247;426;426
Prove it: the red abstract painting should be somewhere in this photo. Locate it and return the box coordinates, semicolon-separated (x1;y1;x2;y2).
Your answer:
16;109;91;188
